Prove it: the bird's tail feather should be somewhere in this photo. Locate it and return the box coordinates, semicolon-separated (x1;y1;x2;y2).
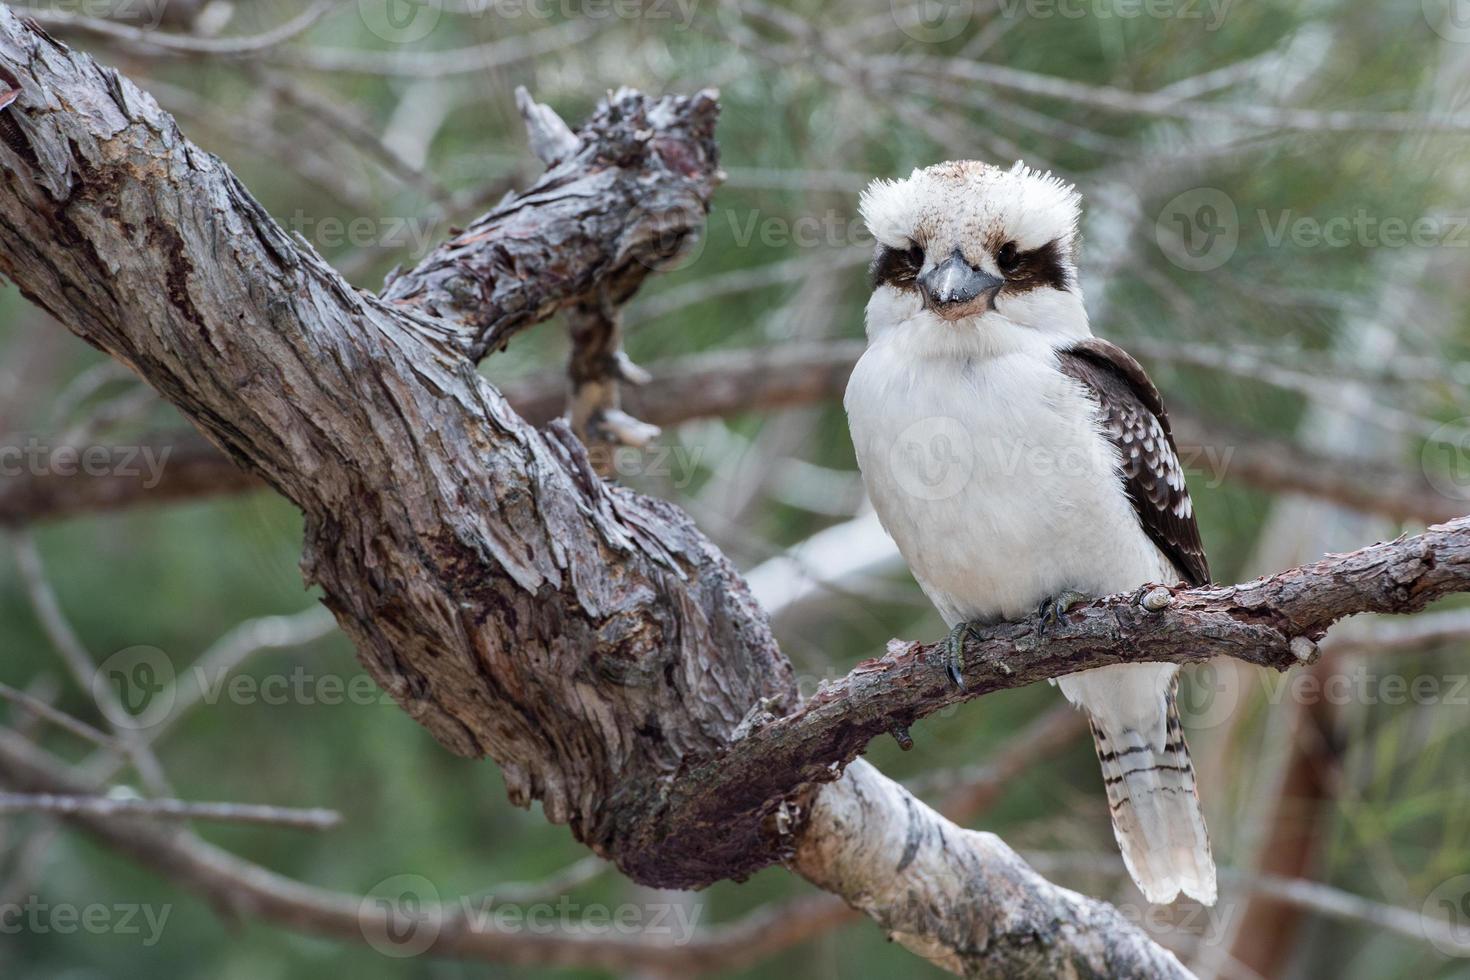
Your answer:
1089;696;1216;905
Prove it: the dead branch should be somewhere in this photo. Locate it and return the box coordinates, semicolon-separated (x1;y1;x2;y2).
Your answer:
0;729;851;975
0;792;341;830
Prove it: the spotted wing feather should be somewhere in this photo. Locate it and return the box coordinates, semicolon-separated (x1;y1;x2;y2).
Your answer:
1057;338;1209;587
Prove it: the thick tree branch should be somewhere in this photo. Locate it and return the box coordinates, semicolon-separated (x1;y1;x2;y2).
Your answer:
0;792;341;829
660;517;1470;861
378;85;721;361
0;9;792;885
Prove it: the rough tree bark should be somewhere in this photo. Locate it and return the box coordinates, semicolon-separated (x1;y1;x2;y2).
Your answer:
1;11;1466;977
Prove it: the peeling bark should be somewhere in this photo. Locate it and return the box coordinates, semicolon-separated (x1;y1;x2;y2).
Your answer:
565;289;660;461
794;760;1189;977
379;84;721;362
0;10;791;888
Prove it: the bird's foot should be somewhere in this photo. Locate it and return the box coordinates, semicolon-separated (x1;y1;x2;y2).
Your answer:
943;621;982;689
1033;589;1091;641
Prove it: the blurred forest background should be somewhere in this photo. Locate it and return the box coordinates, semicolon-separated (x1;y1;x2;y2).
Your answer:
2;0;1470;977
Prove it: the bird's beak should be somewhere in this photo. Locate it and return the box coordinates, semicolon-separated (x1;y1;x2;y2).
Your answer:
919;249;1004;320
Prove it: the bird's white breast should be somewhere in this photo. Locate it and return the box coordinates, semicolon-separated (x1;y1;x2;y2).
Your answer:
844;329;1174;625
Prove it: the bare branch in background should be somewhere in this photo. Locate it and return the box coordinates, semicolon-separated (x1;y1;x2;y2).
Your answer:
877;52;1470;133
0;430;262;524
5;341;1458;527
0;792;341;830
0;728;855;975
0;681;116;749
23;1;331;56
11;532;170;794
272;18;601;78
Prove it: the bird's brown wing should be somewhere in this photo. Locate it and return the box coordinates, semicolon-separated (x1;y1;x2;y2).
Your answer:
1056;337;1210;587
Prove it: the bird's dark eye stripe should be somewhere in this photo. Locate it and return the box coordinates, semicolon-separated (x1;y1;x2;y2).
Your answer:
869;243;923;288
868;239;1072;293
1005;240;1072;293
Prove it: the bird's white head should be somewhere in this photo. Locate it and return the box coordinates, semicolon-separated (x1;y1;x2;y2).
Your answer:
859;160;1089;358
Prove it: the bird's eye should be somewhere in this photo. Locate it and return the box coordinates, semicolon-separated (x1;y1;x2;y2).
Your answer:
996;241;1020;273
869;241;925;288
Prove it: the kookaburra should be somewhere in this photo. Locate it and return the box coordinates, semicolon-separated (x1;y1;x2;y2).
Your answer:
844;160;1216;905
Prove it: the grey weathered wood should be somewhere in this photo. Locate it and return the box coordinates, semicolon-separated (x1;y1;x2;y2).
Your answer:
380;83;721;362
516;85;581;166
0;11;791;888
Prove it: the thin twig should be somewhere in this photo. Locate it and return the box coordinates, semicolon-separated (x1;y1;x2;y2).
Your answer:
0;682;116;750
135;606;337;751
4;342;1463;527
254;68;453;205
465;855;610;906
10;532;170;794
880;53;1470;134
271;19;600;77
0;792;341;830
24;1;331;56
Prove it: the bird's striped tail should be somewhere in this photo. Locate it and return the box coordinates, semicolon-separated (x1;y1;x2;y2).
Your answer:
1089;694;1216;906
